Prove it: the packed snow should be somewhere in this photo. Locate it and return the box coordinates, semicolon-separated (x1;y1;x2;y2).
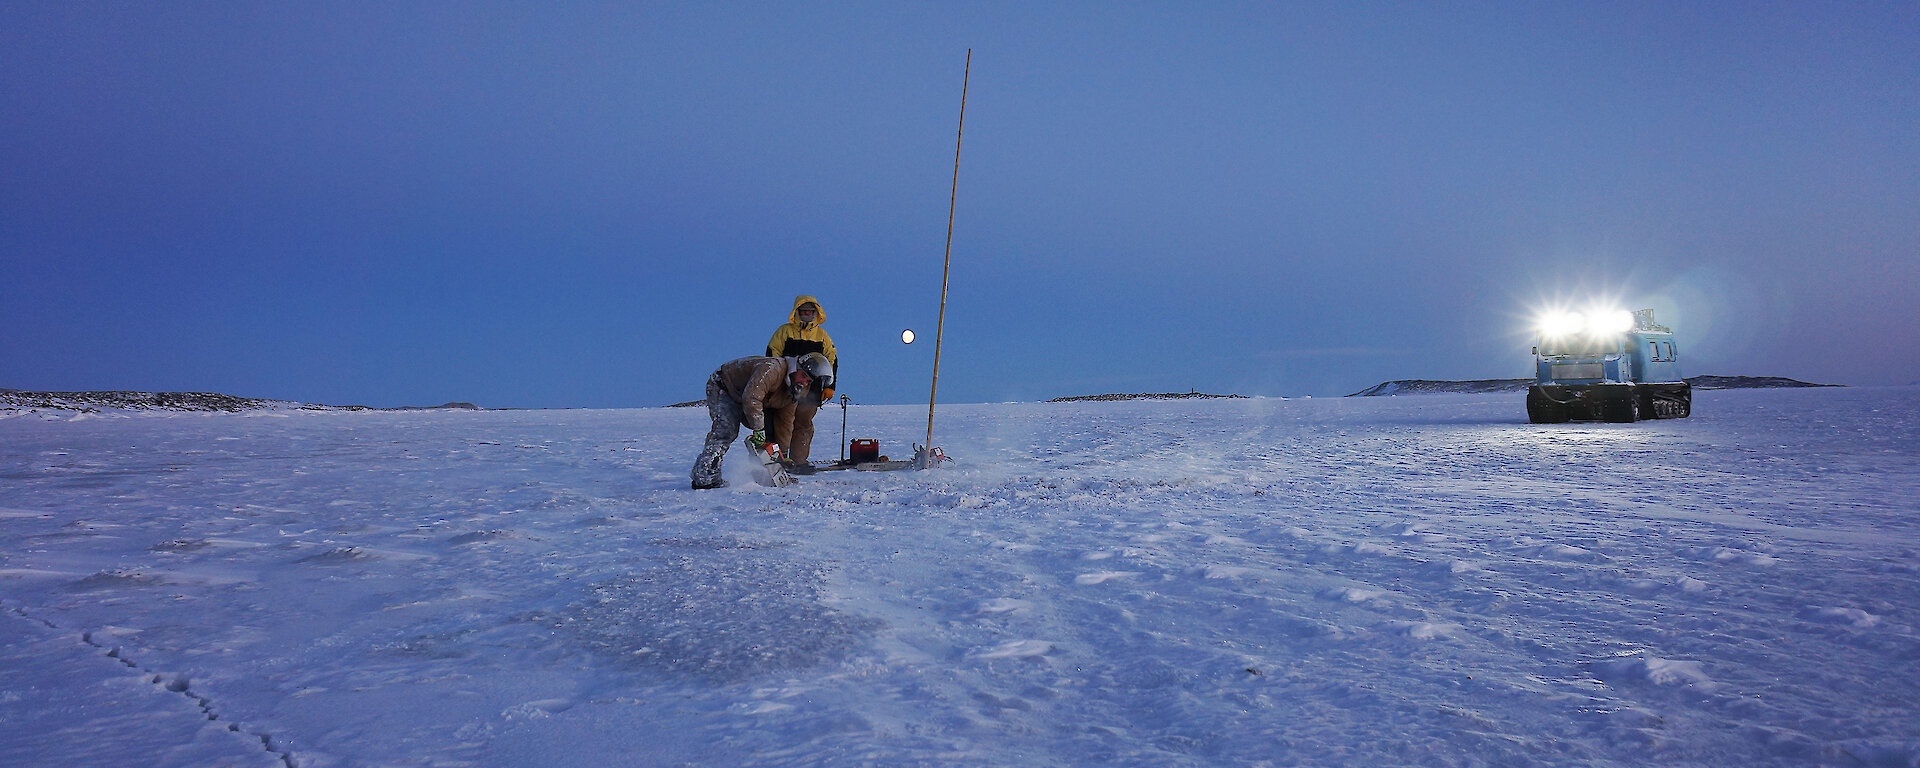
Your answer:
2;387;1917;767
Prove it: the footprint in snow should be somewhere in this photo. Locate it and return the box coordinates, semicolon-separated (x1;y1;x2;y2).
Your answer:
1321;587;1387;604
1382;524;1447;544
297;547;374;564
970;639;1054;659
574;515;630;528
1522;542;1610;562
502;699;574;719
1620;575;1709;594
1192;565;1254;580
973;598;1033;616
1622;578;1666;593
149;538;213;553
73;570;168;589
1707;547;1779;566
449;530;522;545
1798;606;1880;628
1326;542;1392;557
1432;560;1485;576
1593;656;1716;690
728;700;796;715
1382;620;1460;640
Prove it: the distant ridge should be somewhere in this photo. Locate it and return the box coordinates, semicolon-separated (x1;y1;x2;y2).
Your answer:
1683;376;1841;390
1049;392;1247;403
0;389;285;412
1346;379;1528;397
0;389;483;413
1347;376;1840;397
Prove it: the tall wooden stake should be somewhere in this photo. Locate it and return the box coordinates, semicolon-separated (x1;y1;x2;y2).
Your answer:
927;49;969;450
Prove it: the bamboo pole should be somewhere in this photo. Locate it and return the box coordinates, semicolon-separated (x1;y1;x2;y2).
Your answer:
926;49;969;451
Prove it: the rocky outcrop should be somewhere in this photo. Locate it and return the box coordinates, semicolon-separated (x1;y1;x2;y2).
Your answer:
0;389;293;412
0;389;484;413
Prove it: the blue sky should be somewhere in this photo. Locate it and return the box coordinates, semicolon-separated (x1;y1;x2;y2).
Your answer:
4;1;1915;408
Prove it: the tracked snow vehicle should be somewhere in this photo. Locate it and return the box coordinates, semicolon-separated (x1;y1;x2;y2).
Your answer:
1527;308;1691;423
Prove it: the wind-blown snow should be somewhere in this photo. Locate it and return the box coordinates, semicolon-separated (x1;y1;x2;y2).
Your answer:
2;387;1917;766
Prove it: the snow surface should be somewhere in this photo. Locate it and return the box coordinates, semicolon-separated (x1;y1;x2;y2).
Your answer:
2;387;1917;767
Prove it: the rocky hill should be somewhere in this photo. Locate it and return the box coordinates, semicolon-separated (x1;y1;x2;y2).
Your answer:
0;389;481;413
1346;379;1531;397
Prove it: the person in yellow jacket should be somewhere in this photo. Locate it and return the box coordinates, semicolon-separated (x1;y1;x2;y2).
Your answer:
765;295;837;463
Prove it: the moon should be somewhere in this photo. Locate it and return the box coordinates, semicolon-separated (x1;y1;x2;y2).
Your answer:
901;329;916;344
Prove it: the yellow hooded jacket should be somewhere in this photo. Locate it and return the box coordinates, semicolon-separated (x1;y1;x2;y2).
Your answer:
766;295;837;367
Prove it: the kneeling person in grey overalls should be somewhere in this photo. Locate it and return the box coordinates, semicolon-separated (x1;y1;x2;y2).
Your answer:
690;354;832;489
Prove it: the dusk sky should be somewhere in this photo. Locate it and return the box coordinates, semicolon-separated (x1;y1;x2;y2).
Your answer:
5;2;1916;408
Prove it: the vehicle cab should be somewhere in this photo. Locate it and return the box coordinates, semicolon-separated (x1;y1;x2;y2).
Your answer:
1528;308;1690;423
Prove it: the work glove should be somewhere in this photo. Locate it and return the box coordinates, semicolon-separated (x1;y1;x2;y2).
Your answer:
820;386;835;403
746;429;768;451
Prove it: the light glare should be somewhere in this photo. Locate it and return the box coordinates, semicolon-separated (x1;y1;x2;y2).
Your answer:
1538;311;1585;338
1590;310;1634;335
1536;307;1633;338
